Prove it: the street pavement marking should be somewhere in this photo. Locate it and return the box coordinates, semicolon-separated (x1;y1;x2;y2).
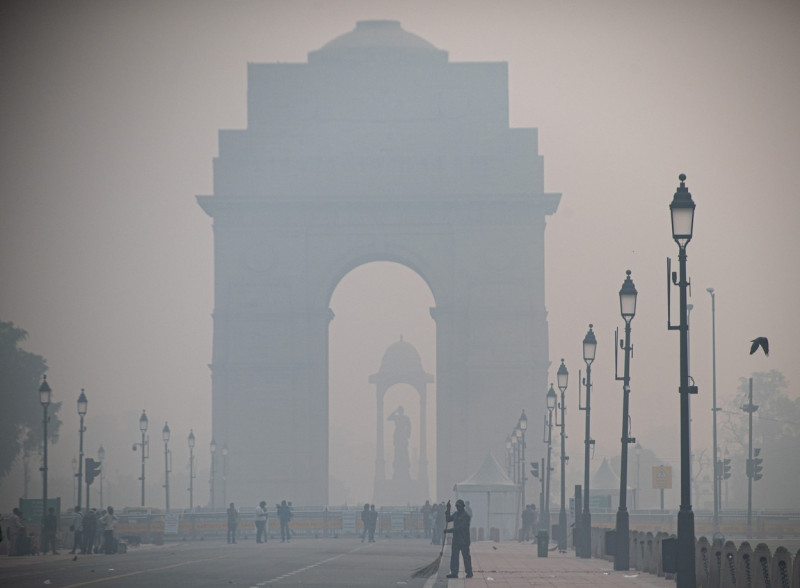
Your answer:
61;557;224;588
261;543;370;584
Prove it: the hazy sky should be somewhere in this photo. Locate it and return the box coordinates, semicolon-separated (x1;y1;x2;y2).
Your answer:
2;0;799;509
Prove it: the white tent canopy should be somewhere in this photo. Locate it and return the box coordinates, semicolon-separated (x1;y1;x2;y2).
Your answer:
454;453;521;541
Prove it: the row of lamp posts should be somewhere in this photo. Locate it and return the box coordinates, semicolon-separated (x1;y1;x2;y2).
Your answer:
35;377;211;516
529;176;697;588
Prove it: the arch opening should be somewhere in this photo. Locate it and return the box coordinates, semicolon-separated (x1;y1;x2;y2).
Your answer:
328;261;436;506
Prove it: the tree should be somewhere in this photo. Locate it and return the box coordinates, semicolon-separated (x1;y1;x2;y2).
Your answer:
721;370;800;509
0;320;62;481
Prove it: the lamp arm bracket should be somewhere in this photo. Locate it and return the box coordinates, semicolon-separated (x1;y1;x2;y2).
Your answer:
667;257;679;330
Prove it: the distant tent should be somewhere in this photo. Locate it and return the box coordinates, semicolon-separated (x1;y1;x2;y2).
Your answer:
453;453;520;540
591;457;633;510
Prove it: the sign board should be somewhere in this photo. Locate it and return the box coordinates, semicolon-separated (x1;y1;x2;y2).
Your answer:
341;510;356;534
164;512;180;534
652;465;673;489
589;495;612;509
19;497;61;525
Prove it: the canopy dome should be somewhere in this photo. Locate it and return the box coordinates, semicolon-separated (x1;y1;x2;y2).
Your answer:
379;336;425;374
308;20;448;64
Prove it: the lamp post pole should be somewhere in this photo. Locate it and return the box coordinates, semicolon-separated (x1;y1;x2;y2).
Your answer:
188;430;196;538
556;360;569;552
614;269;638;571
163;422;171;512
188;430;195;511
138;410;149;507
545;384;557;537
222;443;229;507
39;376;52;523
518;411;528;510
707;287;719;532
77;389;87;509
579;325;596;558
210;438;217;509
72;458;78;506
506;435;513;480
668;174;697;588
98;445;105;509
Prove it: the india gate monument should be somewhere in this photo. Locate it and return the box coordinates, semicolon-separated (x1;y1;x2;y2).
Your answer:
198;20;559;506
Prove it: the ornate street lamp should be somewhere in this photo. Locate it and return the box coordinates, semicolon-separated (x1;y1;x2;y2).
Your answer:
707;287;719;532
222;443;229;507
518;411;528;508
162;422;171;512
136;410;149;507
97;445;105;509
505;435;513;480
209;438;217;509
614;269;637;570
668;174;697;588
77;388;87;509
578;324;597;558
188;430;196;511
556;360;569;551
544;384;557;534
39;375;52;523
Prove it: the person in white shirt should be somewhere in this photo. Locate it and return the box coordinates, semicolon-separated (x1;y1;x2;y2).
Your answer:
255;501;268;543
98;507;119;554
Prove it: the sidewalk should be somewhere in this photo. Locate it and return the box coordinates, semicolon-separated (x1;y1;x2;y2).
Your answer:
439;542;676;587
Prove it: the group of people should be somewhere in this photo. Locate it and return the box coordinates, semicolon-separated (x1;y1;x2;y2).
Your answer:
2;504;118;557
359;504;378;543
3;508;32;556
226;499;293;544
519;504;539;541
68;505;119;555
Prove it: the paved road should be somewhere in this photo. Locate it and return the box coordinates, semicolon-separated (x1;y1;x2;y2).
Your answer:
0;537;446;588
0;537;685;587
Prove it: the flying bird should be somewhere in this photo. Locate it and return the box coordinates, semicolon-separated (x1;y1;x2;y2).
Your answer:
750;337;769;356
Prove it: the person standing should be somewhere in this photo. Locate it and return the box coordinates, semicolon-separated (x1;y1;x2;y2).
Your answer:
98;507;118;554
278;500;292;542
444;499;473;579
82;508;97;554
226;503;239;544
68;506;83;555
42;507;58;554
520;505;530;542
367;505;378;543
421;500;432;538
8;508;26;556
255;501;268;543
360;504;370;543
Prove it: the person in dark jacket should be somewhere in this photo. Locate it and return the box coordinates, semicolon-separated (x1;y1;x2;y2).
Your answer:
360;504;370;543
367;504;378;542
42;507;58;554
444;499;472;579
278;500;292;542
226;503;239;544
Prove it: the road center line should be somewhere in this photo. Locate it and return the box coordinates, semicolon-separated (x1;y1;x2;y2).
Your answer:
61;556;225;588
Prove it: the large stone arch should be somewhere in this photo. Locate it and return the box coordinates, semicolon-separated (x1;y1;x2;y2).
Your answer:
198;20;559;507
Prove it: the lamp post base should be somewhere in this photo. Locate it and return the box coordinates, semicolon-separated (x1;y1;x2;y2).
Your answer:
677;507;696;588
558;510;567;551
613;509;629;570
580;512;592;558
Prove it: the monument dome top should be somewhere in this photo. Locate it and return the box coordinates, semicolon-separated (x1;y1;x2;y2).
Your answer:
308;20;448;63
379;336;425;374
